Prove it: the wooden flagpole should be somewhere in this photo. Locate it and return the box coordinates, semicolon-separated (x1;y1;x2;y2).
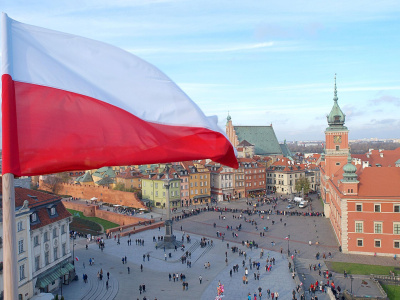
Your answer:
2;173;18;300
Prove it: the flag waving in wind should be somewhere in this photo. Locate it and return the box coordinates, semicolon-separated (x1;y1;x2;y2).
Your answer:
1;13;237;176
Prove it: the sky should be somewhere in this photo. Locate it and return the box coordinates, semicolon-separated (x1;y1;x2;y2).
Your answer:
1;0;400;141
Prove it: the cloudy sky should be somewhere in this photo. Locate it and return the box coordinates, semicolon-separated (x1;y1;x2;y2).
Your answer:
2;0;400;141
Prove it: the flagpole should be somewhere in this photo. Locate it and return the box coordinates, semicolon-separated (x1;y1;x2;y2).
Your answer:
2;173;18;300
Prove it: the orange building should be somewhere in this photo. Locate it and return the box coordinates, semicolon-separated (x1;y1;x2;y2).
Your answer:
320;77;400;256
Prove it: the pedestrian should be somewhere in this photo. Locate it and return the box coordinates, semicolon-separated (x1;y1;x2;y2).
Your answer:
139;285;142;294
128;267;130;274
169;273;172;281
107;272;110;280
141;264;143;272
199;275;202;284
275;292;279;300
106;280;109;289
142;284;146;292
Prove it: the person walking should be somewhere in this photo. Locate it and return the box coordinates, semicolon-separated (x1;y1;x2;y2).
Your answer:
199;275;202;284
128;267;130;274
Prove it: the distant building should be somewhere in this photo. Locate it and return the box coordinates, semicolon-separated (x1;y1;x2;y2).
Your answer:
226;114;283;157
320;77;400;256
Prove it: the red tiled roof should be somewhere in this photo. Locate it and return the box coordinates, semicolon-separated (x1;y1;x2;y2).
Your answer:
357;167;400;197
0;178;71;229
353;148;400;167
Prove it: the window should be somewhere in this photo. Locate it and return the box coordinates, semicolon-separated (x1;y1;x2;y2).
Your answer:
374;240;381;248
50;207;56;215
44;232;49;242
45;251;49;265
53;247;58;260
19;264;25;281
374;204;381;212
394;223;400;234
357;239;363;247
355;221;363;233
35;256;40;271
18;240;24;254
53;228;58;238
62;243;66;256
394;241;400;249
155;191;158;197
356;204;362;212
155;183;158;188
34;235;39;247
31;213;37;222
17;221;23;232
394;205;400;213
336;145;339;151
374;222;382;234
61;224;66;234
335;162;340;165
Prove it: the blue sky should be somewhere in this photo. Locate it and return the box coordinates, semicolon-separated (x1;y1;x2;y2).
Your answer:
2;0;400;141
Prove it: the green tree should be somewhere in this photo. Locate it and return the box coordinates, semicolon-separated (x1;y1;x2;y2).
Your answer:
113;182;126;191
295;176;310;195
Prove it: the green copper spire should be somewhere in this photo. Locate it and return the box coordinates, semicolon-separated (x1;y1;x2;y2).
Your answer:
327;74;346;130
342;152;358;182
227;111;231;122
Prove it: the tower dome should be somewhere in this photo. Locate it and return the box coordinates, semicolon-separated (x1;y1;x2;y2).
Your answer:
327;75;346;129
342;153;358;182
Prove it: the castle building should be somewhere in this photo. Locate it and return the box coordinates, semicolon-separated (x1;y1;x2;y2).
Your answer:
320;76;400;256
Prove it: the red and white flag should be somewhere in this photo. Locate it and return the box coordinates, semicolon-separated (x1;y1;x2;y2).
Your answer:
1;13;237;176
75;256;79;262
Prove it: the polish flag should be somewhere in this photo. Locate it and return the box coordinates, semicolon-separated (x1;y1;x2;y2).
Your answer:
1;13;238;176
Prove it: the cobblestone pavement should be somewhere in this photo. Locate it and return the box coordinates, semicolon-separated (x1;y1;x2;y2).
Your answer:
60;194;398;299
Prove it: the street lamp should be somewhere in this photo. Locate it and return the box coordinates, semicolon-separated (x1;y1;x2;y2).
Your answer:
350;275;354;294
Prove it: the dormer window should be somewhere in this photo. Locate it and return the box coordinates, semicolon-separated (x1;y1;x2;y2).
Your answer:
50;207;56;216
31;213;37;222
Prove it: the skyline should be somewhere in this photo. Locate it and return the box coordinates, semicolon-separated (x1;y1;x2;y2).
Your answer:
1;0;400;141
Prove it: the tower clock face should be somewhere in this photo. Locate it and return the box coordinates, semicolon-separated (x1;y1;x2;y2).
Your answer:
333;135;342;144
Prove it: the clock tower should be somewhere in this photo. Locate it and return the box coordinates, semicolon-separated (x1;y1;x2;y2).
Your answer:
324;75;349;178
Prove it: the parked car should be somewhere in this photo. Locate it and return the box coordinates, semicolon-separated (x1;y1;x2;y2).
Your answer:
286;204;295;209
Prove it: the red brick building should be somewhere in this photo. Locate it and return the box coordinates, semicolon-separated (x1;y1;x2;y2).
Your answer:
320;78;400;256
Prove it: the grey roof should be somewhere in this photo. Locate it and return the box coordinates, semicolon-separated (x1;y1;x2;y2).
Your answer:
95;177;115;186
280;143;293;159
238;140;254;147
77;171;93;183
233;126;282;156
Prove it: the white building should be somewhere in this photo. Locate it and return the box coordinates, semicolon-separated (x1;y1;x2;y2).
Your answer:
0;183;73;300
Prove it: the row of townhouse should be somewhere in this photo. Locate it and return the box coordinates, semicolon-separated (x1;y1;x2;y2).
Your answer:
0;180;73;300
266;157;317;195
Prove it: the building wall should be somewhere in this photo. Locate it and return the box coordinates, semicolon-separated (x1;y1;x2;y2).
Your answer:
347;199;400;256
62;201;145;226
40;182;146;209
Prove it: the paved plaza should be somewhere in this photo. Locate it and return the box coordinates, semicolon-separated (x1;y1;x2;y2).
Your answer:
60;195;397;299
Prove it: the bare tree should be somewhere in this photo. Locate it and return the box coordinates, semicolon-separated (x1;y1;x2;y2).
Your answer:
41;172;70;194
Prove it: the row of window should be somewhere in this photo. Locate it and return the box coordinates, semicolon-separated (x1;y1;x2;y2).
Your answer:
190;174;208;179
33;226;67;247
244;169;264;174
355;221;400;234
245;181;265;187
356;204;400;213
34;243;67;272
356;239;400;249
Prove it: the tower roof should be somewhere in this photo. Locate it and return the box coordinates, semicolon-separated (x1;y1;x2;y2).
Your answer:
342;153;358;182
327;74;347;130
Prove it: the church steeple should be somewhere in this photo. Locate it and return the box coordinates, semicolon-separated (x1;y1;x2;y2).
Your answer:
226;111;231;123
327;74;346;129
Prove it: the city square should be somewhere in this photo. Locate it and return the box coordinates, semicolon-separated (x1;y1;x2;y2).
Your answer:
61;194;393;300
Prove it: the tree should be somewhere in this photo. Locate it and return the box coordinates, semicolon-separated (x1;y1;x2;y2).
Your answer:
41;172;70;194
295;176;310;195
